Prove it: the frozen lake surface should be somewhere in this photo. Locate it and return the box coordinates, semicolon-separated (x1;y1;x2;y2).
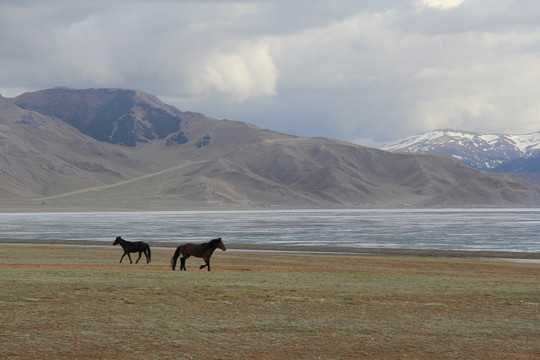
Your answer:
0;209;539;252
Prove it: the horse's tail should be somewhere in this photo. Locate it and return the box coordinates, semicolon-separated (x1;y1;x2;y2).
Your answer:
170;245;182;271
147;244;152;263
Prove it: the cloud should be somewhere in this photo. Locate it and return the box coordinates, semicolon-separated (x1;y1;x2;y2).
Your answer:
0;2;278;101
407;25;540;134
186;42;278;102
1;1;540;145
416;0;467;10
411;53;540;134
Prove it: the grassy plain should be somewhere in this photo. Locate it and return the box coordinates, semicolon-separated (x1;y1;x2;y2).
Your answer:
0;245;538;359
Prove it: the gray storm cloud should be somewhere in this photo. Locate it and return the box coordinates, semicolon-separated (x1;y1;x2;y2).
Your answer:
1;0;539;146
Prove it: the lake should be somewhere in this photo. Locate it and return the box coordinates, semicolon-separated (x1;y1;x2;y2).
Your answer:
0;209;539;252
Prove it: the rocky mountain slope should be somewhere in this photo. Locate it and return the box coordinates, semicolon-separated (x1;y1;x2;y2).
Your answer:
382;130;540;170
15;87;190;146
0;95;154;199
2;88;540;209
382;129;540;185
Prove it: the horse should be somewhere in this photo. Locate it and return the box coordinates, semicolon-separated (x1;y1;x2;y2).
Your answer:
113;236;151;264
170;238;226;271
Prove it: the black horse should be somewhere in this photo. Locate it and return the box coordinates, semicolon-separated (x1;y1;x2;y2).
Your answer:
171;238;226;271
113;236;151;264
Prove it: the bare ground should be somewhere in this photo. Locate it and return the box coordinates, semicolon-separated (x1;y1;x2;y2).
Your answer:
0;244;538;359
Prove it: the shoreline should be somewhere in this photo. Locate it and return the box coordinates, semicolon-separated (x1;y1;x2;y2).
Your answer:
1;238;539;260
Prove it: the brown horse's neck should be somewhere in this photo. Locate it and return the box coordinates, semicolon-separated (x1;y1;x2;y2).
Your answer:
204;239;220;252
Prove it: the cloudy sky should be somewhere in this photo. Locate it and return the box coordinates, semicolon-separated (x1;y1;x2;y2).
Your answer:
1;0;539;146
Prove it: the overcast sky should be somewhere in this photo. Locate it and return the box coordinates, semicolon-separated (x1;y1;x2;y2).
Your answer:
1;0;539;146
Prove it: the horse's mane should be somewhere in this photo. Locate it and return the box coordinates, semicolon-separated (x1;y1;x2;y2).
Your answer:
203;238;221;251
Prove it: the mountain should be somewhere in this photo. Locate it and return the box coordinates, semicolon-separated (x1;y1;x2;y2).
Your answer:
14;87;190;146
2;88;540;209
0;94;154;199
382;129;540;175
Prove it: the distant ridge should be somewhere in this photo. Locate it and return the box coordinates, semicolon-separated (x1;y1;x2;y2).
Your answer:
1;88;540;209
382;129;540;174
15;88;190;146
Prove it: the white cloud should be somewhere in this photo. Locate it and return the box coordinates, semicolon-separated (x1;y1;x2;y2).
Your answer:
273;12;398;88
1;1;540;145
187;42;278;102
417;0;467;10
0;2;278;102
409;29;540;135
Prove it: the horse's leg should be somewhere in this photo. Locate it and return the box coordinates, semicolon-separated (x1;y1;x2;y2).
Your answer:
200;258;210;271
181;253;191;270
120;252;133;264
144;247;150;264
135;251;142;264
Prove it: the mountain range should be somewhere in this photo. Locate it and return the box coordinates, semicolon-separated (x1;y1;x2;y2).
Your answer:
2;87;540;210
381;129;540;185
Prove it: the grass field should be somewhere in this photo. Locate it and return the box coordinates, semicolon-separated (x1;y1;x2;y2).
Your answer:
0;245;538;359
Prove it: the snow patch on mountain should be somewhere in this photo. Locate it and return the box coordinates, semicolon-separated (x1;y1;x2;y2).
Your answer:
381;129;540;171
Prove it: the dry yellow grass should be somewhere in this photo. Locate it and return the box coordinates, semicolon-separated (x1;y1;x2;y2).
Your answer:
0;245;538;359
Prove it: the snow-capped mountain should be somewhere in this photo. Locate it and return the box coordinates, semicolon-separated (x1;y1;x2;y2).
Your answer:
381;129;540;172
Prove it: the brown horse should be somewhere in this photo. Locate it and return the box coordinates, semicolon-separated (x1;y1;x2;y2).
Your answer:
113;236;151;264
170;238;226;271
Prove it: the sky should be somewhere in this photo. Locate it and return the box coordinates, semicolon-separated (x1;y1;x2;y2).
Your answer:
1;0;539;147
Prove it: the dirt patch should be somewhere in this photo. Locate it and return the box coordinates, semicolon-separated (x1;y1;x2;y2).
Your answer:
0;246;538;359
1;238;539;259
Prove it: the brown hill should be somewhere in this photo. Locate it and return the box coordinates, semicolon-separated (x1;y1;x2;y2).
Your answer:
1;88;540;209
0;95;155;199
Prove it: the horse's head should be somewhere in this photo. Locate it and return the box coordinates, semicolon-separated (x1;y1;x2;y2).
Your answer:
216;237;226;251
113;236;122;246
